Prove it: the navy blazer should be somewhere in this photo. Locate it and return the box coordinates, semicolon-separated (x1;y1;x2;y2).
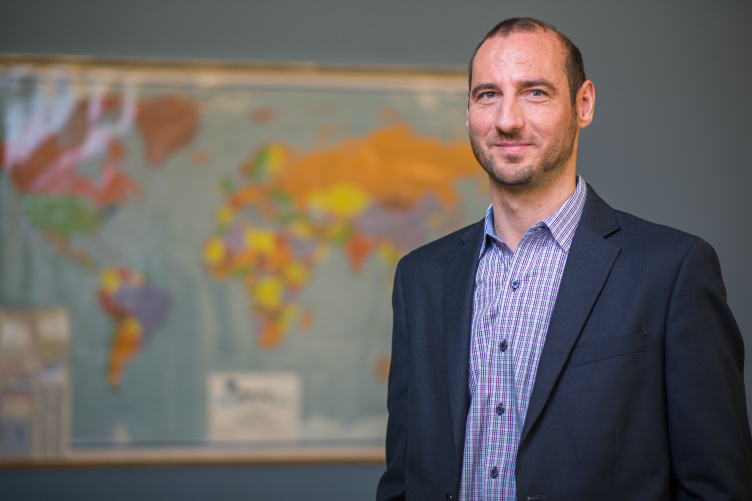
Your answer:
376;185;752;501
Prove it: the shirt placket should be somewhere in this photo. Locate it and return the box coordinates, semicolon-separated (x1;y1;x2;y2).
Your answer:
483;241;521;498
466;241;499;500
512;231;549;425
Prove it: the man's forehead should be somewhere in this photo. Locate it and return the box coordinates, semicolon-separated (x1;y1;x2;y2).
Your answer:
475;30;566;72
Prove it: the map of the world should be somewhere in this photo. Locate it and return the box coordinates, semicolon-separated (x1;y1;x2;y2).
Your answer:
0;61;488;460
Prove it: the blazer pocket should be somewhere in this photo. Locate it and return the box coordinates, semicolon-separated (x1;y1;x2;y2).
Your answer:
566;331;648;368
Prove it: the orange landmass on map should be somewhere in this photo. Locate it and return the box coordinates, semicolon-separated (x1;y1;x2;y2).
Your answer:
258;320;284;348
193;151;210;166
275;124;478;211
136;96;199;166
344;231;376;273
250;107;275;124
298;310;314;333
106;315;143;387
374;354;391;383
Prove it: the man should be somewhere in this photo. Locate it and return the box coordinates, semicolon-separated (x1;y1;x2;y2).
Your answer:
376;17;752;501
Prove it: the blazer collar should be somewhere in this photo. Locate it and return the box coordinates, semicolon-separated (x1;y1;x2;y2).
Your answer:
444;220;485;472
520;184;622;444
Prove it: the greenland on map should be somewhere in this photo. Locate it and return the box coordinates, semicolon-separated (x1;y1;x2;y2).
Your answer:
0;59;487;462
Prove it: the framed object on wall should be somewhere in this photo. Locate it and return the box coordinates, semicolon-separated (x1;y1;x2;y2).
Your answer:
0;57;487;465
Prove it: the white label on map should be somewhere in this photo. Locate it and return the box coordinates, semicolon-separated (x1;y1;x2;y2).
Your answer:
36;309;70;343
208;372;301;442
0;317;33;353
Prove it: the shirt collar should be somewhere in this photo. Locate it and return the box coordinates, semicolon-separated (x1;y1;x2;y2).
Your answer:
481;175;587;255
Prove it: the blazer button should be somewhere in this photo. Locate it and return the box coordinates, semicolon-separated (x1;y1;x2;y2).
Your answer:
446;495;454;501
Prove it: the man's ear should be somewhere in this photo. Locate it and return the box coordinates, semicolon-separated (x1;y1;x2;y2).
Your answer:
465;88;470;131
576;80;595;130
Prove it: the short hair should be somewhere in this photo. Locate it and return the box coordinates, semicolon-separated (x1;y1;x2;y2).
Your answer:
467;17;586;103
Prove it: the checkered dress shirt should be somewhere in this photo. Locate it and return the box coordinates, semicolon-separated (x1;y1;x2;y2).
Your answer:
459;177;587;500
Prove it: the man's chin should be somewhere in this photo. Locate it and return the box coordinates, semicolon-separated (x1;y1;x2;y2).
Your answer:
485;166;535;188
478;156;531;180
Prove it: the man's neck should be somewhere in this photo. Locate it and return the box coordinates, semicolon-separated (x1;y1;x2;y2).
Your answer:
490;173;578;252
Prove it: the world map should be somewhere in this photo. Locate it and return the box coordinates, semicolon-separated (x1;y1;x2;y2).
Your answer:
0;64;488;456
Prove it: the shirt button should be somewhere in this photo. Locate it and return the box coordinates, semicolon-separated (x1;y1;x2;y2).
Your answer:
499;340;508;351
490;466;499;478
510;280;520;290
496;403;505;415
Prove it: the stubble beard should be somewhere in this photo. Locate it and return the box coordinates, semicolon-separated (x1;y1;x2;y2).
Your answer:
469;115;579;189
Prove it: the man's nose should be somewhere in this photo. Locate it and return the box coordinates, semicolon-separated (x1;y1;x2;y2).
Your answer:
495;98;524;134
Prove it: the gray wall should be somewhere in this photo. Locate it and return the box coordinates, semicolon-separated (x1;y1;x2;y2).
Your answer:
2;1;752;499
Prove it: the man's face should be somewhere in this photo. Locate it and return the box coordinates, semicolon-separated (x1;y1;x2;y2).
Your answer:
466;30;581;191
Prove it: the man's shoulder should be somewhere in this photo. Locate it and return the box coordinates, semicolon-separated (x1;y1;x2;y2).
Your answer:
611;208;705;251
584;185;706;253
588;203;724;282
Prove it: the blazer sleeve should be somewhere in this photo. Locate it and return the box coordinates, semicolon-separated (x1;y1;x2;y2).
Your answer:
665;239;752;499
376;260;409;501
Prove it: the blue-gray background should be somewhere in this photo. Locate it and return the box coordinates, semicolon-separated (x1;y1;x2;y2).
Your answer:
2;1;751;499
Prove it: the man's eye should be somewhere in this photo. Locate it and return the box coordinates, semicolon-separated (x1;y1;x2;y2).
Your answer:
481;91;496;99
530;90;544;97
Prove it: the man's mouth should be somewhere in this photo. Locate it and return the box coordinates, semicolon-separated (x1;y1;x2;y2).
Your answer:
495;142;531;156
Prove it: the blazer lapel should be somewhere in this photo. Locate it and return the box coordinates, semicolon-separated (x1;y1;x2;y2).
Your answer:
520;187;621;444
444;221;484;467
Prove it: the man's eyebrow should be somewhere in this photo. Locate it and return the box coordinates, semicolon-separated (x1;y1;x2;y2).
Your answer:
520;79;556;91
469;83;498;97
